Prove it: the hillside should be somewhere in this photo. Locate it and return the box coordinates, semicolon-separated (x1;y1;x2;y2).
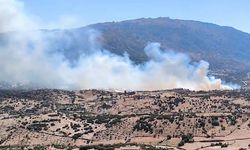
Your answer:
1;17;250;86
86;18;250;75
0;89;250;149
50;17;250;84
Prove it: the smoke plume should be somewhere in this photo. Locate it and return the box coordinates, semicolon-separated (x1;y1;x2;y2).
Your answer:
0;0;238;91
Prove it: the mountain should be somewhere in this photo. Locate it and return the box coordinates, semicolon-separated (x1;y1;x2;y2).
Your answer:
85;17;250;83
49;17;250;74
85;18;250;70
1;17;250;85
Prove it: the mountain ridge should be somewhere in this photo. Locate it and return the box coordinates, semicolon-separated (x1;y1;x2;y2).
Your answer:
1;17;250;85
84;17;250;69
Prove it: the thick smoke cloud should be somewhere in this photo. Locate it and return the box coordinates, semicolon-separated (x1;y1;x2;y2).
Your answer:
0;0;238;91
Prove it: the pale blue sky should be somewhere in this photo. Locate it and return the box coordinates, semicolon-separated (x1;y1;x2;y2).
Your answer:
21;0;250;33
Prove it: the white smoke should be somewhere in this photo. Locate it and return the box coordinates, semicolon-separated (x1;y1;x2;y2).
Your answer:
0;0;37;32
0;0;238;91
67;43;237;90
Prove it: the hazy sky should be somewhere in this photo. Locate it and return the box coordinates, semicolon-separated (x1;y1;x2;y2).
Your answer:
21;0;250;33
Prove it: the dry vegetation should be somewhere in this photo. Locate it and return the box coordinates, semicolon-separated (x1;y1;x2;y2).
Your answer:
0;89;250;150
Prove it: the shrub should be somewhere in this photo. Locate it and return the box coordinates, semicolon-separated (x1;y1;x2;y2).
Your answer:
133;120;153;133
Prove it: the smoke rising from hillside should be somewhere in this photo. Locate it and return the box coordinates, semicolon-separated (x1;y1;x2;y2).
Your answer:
0;0;238;90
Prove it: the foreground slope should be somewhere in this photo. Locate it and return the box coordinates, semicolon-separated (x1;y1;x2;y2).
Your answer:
0;89;250;149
